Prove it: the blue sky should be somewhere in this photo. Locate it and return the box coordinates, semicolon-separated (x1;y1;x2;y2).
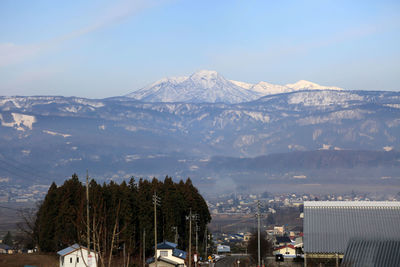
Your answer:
0;0;399;98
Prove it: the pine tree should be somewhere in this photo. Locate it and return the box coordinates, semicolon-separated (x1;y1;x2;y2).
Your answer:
3;231;13;247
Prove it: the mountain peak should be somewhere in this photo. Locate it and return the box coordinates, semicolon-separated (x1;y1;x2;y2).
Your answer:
190;70;219;79
286;80;343;91
126;71;343;103
188;70;222;89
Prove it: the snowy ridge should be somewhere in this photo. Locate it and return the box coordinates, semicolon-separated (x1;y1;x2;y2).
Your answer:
126;70;344;103
127;70;260;104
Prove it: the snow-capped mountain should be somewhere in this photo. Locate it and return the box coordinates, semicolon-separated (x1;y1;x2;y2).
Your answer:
127;70;344;103
126;70;261;104
1;89;400;196
285;80;342;91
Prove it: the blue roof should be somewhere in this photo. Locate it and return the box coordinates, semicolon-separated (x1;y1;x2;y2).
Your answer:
156;241;178;249
172;248;187;259
0;244;11;250
57;243;90;256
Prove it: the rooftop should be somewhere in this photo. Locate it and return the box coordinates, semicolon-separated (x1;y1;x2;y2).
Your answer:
304;201;400;254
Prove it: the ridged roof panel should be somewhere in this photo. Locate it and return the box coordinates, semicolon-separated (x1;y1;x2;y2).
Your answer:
342;238;400;267
304;201;400;254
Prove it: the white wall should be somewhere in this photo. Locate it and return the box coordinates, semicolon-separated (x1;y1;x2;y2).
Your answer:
156;249;185;265
60;248;98;267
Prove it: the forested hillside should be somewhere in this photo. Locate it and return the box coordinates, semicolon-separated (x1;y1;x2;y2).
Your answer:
32;175;210;263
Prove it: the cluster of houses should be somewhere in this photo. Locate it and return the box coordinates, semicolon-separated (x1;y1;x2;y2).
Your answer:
269;226;303;258
211;201;400;266
0;242;35;254
5;200;399;267
206;191;397;215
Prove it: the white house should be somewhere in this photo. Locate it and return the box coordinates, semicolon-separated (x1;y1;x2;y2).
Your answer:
273;244;296;257
57;243;98;267
147;241;186;267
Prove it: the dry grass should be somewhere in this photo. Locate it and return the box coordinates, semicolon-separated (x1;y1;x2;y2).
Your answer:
0;253;58;267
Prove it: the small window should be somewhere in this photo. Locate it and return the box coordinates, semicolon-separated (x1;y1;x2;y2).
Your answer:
160;251;168;257
70;257;72;263
77;257;79;263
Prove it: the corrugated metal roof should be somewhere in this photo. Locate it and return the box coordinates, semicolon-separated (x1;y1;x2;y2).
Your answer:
341;238;400;267
57;243;81;256
304;201;400;254
305;201;400;207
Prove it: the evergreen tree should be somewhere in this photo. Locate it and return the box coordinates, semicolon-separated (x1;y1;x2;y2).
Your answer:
3;231;13;247
33;173;211;261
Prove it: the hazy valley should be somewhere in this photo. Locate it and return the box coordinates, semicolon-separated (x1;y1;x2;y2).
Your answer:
0;71;399;197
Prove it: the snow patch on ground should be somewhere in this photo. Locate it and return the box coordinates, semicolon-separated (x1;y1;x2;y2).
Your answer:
125;155;141;162
297;110;366;125
0;177;10;182
293;175;307;179
73;99;104;108
22;150;31;156
384;104;400;109
43;130;71;138
0;113;36;131
243;111;270;123
320;144;331;150
288;91;363;106
383;146;394;152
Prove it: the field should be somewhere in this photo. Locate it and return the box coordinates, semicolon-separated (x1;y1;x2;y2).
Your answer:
0;253;58;267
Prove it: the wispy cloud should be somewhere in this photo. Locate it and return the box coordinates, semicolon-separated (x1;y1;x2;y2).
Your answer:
0;0;159;68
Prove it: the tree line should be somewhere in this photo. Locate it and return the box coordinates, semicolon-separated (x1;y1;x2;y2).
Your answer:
29;174;211;265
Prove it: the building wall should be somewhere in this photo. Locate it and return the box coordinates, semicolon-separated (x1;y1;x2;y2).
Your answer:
273;247;296;256
155;249;185;265
60;249;97;267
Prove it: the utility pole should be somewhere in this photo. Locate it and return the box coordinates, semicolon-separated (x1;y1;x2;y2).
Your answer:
204;227;207;258
153;193;161;267
195;223;199;254
143;228;146;267
255;200;262;267
186;209;198;267
195;223;199;267
86;171;90;250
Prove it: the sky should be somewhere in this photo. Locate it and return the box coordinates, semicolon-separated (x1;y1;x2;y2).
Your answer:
0;0;399;98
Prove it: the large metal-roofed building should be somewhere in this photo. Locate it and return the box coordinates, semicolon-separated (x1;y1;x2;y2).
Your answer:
303;201;400;262
341;238;400;267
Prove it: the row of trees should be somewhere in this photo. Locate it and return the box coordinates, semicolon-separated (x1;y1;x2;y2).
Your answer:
29;174;211;266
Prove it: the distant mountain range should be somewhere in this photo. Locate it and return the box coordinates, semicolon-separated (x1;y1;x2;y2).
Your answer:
0;71;399;194
126;70;343;103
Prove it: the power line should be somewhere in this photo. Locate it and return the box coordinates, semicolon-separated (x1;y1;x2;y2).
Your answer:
0;156;54;181
0;154;64;182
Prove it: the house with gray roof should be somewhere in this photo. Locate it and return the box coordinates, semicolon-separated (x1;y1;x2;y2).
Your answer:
303;201;400;266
